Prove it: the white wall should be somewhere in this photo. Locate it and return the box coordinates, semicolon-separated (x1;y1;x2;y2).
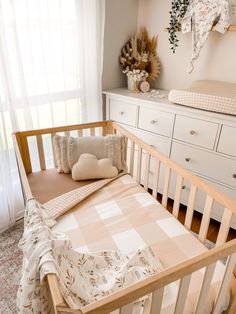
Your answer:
102;0;138;90
138;0;236;90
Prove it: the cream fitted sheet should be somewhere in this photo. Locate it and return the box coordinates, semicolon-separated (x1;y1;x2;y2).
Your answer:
169;80;236;115
52;174;228;314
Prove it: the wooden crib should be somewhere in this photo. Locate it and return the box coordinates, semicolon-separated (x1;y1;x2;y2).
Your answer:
13;120;236;314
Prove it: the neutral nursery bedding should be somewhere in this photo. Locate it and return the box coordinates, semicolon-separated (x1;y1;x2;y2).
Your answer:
49;174;228;314
168;80;236;115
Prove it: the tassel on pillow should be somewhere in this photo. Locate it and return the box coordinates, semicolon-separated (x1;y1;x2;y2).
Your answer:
72;153;118;181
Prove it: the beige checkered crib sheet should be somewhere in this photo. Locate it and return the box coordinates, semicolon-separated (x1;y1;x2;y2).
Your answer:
52;174;228;313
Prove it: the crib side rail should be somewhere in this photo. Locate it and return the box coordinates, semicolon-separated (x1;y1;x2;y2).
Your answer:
112;122;236;221
111;122;236;244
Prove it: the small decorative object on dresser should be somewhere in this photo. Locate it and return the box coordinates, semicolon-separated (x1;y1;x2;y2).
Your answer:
139;80;150;93
119;27;160;92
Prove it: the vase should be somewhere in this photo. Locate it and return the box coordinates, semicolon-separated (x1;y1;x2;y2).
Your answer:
127;76;138;91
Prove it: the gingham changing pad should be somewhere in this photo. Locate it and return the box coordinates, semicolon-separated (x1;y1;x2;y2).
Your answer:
168;80;236;115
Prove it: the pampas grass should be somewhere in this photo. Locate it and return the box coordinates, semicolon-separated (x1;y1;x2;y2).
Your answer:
119;27;160;81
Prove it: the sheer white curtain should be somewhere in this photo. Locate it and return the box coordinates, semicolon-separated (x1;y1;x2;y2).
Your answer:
0;0;105;232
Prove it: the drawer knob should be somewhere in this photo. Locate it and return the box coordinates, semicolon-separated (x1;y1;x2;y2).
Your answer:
120;111;124;115
150;120;157;124
185;157;191;162
182;185;186;190
233;174;236;179
189;130;196;135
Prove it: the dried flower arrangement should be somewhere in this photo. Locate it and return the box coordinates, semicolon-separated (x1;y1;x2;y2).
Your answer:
167;0;190;53
119;27;160;88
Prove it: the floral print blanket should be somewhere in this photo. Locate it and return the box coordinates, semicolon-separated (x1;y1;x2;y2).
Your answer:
17;180;162;313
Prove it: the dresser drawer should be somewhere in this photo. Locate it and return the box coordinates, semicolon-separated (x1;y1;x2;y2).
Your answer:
171;142;236;188
109;99;136;127
138;107;174;137
125;127;170;156
218;125;236;158
173;115;218;149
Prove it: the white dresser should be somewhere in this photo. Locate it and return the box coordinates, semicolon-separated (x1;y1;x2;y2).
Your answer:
104;88;236;228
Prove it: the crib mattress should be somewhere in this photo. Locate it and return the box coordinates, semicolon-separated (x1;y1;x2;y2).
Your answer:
52;174;228;314
168;80;236;115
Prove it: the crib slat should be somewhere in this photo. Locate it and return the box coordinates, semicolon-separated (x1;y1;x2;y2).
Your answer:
185;184;197;229
36;135;46;170
213;253;236;314
162;167;171;208
195;263;216;314
152;159;160;198
78;129;83;137
124;137;128;163
120;303;133;314
199;195;214;242
98;127;102;136
144;153;151;190
102;126;107;136
90;128;95;136
150;288;164;314
20;136;32;174
136;147;142;183
173;175;184;218
129;141;135;176
174;275;191;314
142;297;152;314
65;131;70;137
51;132;57;168
216;208;232;246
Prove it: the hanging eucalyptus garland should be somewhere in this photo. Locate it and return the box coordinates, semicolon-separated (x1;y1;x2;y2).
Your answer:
167;0;190;53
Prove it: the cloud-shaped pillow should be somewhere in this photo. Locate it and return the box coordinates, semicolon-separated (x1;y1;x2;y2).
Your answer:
72;153;118;181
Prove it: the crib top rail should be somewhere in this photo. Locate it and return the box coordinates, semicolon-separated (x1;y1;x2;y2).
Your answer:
13;120;109;138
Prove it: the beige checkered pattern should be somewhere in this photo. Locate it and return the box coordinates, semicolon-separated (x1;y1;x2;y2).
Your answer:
169;89;236;115
43;174;124;219
52;175;228;313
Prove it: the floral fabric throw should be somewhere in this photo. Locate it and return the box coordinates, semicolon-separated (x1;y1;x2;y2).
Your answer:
17;195;162;313
182;0;230;73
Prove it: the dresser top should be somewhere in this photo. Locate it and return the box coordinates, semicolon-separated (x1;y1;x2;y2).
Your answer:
104;87;171;105
104;88;236;124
